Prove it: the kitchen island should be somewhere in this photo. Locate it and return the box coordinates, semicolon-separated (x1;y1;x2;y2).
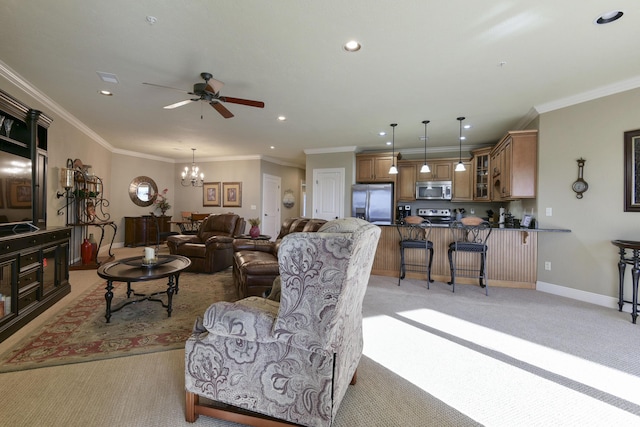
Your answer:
372;224;570;289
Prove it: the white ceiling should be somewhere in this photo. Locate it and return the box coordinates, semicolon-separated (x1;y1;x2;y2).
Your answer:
1;1;639;166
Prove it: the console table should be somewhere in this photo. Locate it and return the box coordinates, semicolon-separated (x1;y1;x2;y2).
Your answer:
125;215;171;247
612;239;640;323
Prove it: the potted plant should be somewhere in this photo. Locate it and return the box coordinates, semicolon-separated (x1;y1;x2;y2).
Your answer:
154;188;171;215
248;217;261;238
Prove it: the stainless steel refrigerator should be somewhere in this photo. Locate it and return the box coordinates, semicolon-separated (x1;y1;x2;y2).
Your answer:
351;184;393;225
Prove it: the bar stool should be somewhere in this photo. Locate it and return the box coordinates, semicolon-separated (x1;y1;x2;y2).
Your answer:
448;217;492;295
397;216;433;287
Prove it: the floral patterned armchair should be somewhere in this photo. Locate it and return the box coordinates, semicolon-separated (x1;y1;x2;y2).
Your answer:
184;218;381;427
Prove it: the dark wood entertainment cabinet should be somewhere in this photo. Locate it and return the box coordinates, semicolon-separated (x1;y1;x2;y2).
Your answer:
0;227;71;342
124;215;171;247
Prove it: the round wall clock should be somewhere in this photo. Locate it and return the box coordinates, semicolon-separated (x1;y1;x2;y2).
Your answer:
572;158;588;199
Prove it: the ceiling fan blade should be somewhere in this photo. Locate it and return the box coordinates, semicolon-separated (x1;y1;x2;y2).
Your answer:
142;82;189;93
163;99;196;109
220;97;265;108
210;101;234;118
205;78;225;94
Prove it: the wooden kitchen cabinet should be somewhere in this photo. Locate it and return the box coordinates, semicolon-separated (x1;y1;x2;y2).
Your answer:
397;162;417;201
416;161;452;181
472;147;492;201
452;161;473;201
491;130;537;201
356;154;396;182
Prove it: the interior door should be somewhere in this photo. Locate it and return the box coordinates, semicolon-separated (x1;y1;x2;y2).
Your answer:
313;168;344;221
262;174;280;240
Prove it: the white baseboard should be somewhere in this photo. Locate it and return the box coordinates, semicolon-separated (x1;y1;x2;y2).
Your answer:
537;281;631;314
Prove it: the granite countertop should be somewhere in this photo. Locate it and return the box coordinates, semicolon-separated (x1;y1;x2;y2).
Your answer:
384;223;571;232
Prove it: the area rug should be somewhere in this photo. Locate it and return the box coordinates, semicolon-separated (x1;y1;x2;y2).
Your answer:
0;269;238;373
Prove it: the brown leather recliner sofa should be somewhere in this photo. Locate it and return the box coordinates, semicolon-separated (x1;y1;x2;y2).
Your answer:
167;213;245;274
232;217;327;298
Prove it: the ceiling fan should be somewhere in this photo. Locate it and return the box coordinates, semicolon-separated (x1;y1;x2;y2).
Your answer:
142;72;265;119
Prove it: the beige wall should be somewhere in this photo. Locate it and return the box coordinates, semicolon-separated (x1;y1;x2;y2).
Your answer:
110;153;174;243
536;87;640;298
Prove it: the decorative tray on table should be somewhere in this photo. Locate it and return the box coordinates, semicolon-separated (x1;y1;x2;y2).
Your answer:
123;256;173;268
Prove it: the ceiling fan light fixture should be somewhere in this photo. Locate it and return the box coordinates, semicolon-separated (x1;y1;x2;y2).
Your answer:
455;116;466;172
389;123;398;175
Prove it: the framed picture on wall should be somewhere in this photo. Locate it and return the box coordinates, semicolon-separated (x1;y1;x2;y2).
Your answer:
6;178;31;208
203;182;221;207
624;129;640;212
222;182;242;207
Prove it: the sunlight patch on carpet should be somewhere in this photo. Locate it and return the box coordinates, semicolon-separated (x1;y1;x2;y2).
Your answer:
363;314;640;426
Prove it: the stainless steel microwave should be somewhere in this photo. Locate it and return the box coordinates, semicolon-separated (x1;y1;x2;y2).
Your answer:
415;181;452;200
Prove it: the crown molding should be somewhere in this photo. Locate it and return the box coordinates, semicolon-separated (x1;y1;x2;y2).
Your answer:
535;75;640;114
111;147;175;163
304;146;358;155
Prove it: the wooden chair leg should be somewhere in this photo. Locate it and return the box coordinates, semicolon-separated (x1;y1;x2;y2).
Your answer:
185;390;199;422
350;369;357;385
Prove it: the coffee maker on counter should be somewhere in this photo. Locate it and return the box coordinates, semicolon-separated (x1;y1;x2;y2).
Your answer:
396;205;411;223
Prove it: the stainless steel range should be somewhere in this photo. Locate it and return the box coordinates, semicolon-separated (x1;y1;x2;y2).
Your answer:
417;208;453;226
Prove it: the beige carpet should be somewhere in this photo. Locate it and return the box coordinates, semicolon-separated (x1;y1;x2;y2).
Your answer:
1;247;640;426
0;269;238;372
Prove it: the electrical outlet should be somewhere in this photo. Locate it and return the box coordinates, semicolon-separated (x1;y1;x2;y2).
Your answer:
544;261;551;271
545;207;552;216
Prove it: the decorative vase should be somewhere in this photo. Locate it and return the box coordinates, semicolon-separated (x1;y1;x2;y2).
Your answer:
88;233;98;262
81;238;92;265
249;225;260;238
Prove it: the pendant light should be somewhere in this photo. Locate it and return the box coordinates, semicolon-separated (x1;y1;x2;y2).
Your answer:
389;123;398;175
420;120;431;173
455;117;466;172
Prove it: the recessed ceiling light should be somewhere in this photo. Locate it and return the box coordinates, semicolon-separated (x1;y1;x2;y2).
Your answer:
595;10;623;25
270;146;275;149
343;40;361;52
277;116;286;121
464;124;471;129
378;131;386;136
386;141;392;146
98;90;113;96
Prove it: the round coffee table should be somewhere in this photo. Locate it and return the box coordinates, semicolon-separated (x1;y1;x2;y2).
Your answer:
97;254;191;323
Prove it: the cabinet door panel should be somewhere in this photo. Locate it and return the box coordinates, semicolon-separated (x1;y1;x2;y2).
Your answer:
397;163;417;201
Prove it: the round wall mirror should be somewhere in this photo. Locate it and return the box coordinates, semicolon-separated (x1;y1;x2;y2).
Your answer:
129;176;158;207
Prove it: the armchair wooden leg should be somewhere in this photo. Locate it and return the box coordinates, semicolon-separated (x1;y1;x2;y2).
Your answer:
185;390;199;423
350;369;357;385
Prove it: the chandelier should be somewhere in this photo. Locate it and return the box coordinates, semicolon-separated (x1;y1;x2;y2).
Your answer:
181;148;204;187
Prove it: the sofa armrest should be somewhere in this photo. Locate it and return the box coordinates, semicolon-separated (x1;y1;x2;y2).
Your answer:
167;234;200;248
204;235;234;248
202;298;279;343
